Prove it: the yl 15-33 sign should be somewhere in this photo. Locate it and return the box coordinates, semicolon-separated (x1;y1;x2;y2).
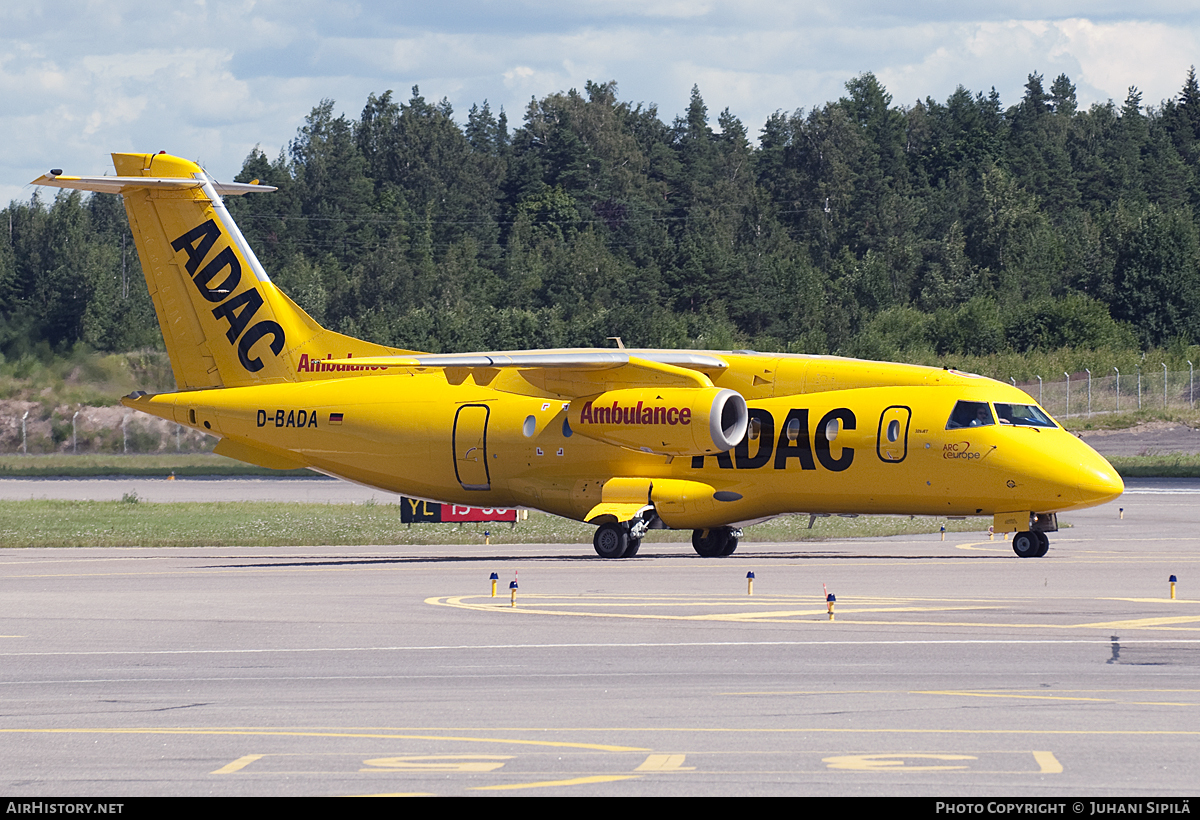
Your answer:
400;498;518;523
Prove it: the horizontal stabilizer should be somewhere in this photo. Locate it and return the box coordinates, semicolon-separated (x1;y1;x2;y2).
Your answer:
31;172;276;196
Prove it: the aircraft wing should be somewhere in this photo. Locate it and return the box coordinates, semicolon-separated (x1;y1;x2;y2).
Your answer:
327;350;729;396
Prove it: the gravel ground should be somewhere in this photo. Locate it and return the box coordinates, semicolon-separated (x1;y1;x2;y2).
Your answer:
1077;420;1200;456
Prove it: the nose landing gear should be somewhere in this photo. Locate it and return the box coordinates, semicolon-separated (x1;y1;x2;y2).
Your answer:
1012;530;1050;558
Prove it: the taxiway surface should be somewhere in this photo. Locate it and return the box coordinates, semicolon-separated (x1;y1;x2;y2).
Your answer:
0;480;1196;796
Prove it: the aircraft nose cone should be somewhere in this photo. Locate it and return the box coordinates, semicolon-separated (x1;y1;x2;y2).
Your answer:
1075;452;1124;506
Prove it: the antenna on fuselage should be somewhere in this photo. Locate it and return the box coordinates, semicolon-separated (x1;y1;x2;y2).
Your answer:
607;337;625;350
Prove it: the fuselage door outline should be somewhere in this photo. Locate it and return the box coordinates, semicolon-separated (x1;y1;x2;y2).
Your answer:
877;405;912;463
453;404;492;491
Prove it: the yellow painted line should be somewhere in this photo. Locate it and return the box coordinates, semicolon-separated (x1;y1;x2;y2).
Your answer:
352;792;435;797
1033;751;1063;774
1104;598;1197;604
211;754;264;774
954;541;1011;552
914;690;1195;706
427;594;1200;630
361;755;511;772
824;753;976;771
8;725;1200;743
470;775;642;791
916;690;1114;703
635;754;694;772
0;728;647;752
1075;615;1200;629
428;595;1003;623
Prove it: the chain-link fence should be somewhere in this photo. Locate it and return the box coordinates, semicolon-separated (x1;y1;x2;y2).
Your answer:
1016;368;1198;418
1;404;214;455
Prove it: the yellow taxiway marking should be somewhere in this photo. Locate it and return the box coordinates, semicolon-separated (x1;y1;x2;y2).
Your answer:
427;594;1200;631
635;754;694;772
824;750;1062;774
1076;615;1200;629
0;728;646;753
825;753;976;771
914;690;1196;706
1033;751;1063;773
469;775;642;791
427;594;999;623
211;754;264;774
361;755;512;773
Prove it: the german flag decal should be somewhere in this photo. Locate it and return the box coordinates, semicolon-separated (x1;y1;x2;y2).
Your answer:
328;412;344;425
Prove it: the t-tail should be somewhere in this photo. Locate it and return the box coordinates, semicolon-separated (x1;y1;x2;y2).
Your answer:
32;152;403;390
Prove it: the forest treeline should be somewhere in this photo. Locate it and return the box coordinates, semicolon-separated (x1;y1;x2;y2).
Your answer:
6;70;1200;366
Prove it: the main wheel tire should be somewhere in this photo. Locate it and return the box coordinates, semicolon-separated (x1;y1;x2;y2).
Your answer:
593;522;629;559
720;535;739;556
1012;530;1041;558
692;528;729;557
624;537;642;558
1034;531;1050;557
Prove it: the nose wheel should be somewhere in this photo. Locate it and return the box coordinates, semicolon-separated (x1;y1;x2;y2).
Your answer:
1012;530;1050;558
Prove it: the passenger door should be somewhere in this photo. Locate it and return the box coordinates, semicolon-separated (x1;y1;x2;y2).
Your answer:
453;404;491;491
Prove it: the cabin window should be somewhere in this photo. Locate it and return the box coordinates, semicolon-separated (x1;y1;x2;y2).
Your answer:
785;417;801;442
946;400;994;429
887;419;900;442
824;418;839;442
994;403;1057;428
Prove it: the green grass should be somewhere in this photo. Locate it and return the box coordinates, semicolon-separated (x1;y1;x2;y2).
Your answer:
0;453;313;477
1061;408;1200;431
1107;454;1200;477
0;501;986;549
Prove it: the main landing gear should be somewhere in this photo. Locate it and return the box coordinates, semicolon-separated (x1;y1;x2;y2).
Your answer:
1011;530;1050;558
691;527;741;557
592;519;648;559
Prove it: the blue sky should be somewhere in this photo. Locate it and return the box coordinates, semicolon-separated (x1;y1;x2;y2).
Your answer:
4;1;1200;203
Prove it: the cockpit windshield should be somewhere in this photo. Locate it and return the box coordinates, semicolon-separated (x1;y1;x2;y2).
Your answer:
946;400;994;429
994;403;1057;428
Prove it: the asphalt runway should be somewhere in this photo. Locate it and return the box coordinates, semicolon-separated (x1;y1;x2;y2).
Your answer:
0;480;1197;796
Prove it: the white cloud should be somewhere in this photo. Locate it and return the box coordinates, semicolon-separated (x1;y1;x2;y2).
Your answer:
4;2;1200;205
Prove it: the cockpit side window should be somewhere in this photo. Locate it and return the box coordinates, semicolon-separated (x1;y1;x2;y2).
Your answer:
946;400;994;429
993;403;1057;428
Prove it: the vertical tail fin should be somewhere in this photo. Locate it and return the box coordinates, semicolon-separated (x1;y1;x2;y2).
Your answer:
33;151;402;390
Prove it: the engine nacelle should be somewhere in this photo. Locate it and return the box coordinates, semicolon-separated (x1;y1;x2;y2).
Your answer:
568;387;748;456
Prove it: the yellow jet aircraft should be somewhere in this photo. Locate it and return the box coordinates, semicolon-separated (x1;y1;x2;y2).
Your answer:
33;152;1123;559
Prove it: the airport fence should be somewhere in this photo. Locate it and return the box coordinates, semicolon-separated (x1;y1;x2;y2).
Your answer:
1015;367;1198;419
0;404;213;455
